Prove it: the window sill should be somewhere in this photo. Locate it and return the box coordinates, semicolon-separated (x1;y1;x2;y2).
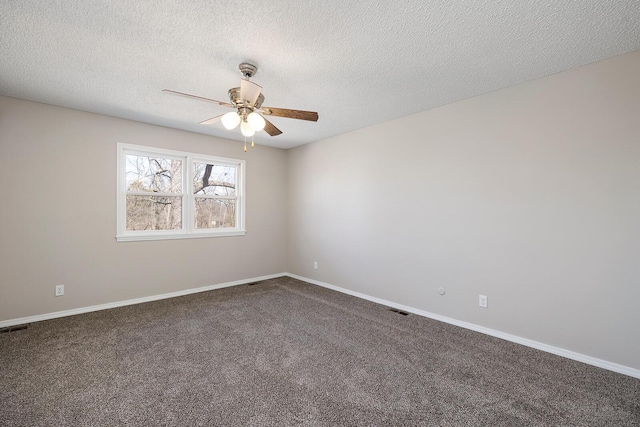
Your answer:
116;230;246;242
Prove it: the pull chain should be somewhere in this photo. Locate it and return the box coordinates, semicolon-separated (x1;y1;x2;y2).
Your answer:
251;136;255;148
244;137;247;152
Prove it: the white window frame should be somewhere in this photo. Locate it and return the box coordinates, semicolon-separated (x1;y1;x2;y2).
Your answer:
116;143;246;242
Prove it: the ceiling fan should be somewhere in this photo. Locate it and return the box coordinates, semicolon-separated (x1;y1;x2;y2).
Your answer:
163;63;318;150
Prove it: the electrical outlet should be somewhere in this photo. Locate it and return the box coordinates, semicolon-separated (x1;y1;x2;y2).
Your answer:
479;294;488;308
55;285;64;297
313;261;318;270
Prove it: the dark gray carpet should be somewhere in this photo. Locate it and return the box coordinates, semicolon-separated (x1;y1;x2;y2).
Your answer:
1;277;638;426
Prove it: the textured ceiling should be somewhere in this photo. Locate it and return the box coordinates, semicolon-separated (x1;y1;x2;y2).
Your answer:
1;1;639;149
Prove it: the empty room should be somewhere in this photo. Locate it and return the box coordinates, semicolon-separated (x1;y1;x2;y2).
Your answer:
1;1;639;426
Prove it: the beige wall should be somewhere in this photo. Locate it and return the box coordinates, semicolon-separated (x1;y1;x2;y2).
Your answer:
0;96;288;320
287;51;640;370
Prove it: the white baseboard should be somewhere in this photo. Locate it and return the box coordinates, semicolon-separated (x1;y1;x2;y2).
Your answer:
0;273;284;329
285;273;640;380
3;271;638;380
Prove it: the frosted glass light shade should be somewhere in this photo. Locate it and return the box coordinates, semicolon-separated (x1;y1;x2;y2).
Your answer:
240;120;255;137
221;111;241;130
247;112;266;132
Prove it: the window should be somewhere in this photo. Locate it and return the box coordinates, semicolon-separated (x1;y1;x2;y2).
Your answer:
116;143;245;241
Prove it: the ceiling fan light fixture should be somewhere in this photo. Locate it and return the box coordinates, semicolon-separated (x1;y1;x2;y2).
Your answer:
240;120;255;137
247;112;266;132
221;111;241;130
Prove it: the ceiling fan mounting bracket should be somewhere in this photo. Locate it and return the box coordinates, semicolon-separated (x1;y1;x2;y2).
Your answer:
239;63;257;79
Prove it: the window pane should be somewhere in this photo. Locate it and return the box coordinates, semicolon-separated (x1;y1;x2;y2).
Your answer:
126;155;182;193
126;195;182;230
194;198;236;229
193;163;236;196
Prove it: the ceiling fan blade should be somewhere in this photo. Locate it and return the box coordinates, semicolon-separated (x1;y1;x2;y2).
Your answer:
263;117;283;136
260;106;318;122
199;115;223;125
163;89;234;107
240;79;262;106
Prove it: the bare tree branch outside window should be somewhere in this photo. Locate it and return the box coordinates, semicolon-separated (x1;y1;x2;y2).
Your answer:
193;163;236;229
125;155;182;231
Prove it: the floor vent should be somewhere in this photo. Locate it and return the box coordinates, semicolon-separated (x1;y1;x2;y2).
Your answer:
0;324;29;334
389;308;409;316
